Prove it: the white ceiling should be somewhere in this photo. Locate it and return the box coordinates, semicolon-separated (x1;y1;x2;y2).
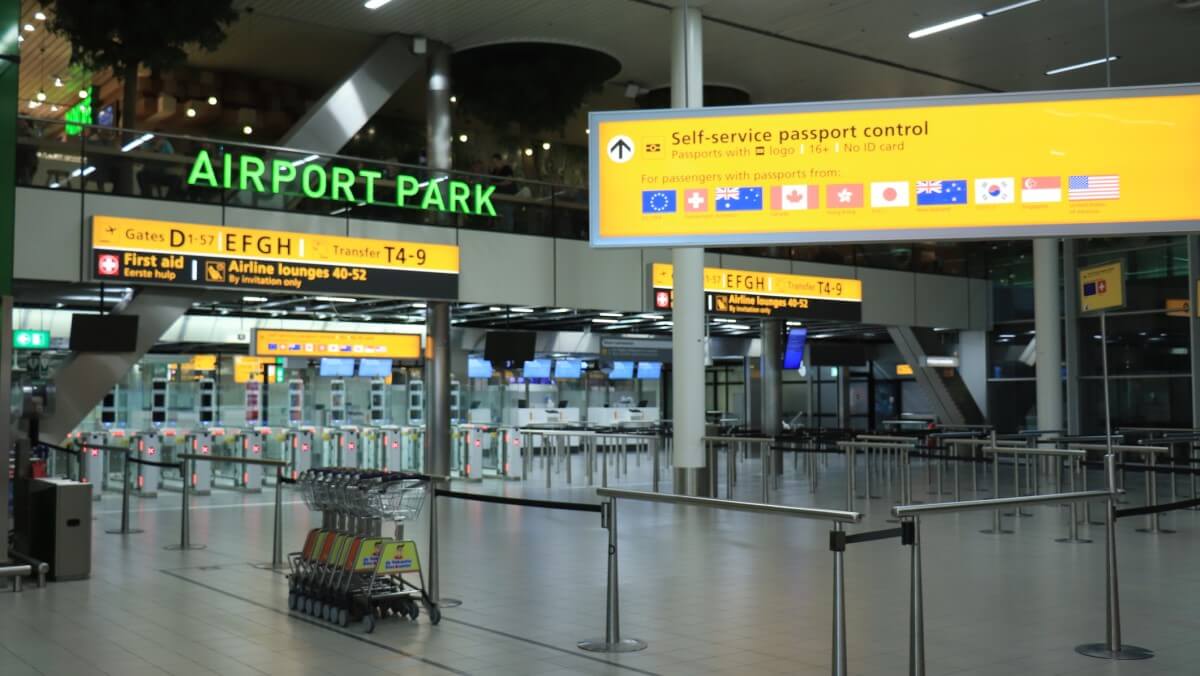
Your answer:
202;0;1200;103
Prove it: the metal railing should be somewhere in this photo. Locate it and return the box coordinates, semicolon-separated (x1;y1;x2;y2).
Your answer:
702;435;774;502
891;455;1128;674
175;453;289;566
837;440;919;510
598;487;865;674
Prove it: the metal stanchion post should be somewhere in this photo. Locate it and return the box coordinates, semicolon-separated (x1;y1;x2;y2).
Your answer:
427;477;462;608
982;451;1011;534
565;435;572;485
165;457;204;551
602;436;609;488
832;521;847;676
651;437;660;493
863;446;872;500
761;442;769;503
1136;451;1172;534
845;445;855;511
107;453;143;535
1056;455;1091;544
522;432;529;481
272;466;284;567
545;435;552;490
908;516;925;676
726;442;734;500
1076;455;1153;661
579;498;646;653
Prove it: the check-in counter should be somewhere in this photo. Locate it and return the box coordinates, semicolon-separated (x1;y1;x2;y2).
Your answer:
467;408;494;424
587;407;660;426
510;407;581;427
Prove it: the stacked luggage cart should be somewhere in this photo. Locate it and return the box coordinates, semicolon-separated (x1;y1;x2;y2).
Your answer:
287;468;440;631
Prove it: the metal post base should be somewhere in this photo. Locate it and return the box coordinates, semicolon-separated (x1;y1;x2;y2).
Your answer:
250;561;283;570
578;638;647;653
1134;528;1175;534
979;529;1014;534
163;543;206;551
1054;537;1093;544
1075;643;1153;660
438;597;463;608
106;528;143;535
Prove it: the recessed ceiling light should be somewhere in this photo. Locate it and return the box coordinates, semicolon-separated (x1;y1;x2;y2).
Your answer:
411;302;427;308
488;306;503;311
907;13;983;39
549;308;571;313
591;318;618;324
449;95;457;103
35;90;45;101
511;307;535;313
243;295;268;302
186;107;197;118
53;76;62;87
599;312;623;318
639;313;664;320
315;296;356;303
541;142;551;150
78;89;88;99
242;125;253;135
524;148;533;156
364;0;392;8
34;11;46;20
458;134;468;142
23;23;34;32
207;95;218;105
1045;55;1118;76
49;105;58;112
985;0;1041;16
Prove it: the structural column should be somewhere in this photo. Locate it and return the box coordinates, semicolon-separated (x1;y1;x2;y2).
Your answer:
761;320;783;475
670;5;708;496
424;42;453;477
1188;236;1200;428
1033;238;1064;434
1062;239;1082;435
0;0;22;564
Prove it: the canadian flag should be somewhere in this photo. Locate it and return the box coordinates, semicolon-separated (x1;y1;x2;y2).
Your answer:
770;185;818;210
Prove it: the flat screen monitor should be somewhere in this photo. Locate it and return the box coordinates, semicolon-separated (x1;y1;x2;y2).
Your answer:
319;358;355;377
522;359;552;379
357;358;392;377
554;359;582;379
609;361;634;380
468;357;493;379
483;330;536;366
782;328;808;369
636;361;662;379
69;314;139;352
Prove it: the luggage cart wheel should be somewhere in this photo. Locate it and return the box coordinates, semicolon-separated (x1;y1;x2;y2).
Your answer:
428;604;441;626
362;614;376;634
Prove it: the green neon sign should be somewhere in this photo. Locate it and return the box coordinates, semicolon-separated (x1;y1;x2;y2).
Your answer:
186;150;497;217
64;88;93;137
13;329;50;350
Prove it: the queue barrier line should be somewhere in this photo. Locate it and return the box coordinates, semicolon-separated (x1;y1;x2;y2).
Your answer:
435;488;602;513
174;453;289;564
890;455;1151;673
598;486;864;673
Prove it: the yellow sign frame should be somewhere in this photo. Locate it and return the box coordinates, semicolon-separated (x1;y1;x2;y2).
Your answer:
253;329;421;360
590;84;1200;247
1079;260;1125;313
650;262;861;302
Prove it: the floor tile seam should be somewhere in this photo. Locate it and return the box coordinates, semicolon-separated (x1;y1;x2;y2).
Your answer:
157;569;470;676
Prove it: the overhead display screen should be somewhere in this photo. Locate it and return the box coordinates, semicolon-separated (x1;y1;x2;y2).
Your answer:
468;357;494;379
590;84;1200;247
609;361;635;380
357;358;393;377
522;359;552;379
636;361;661;379
651;263;861;321
253;329;421;360
319;358;355;377
89;215;460;300
782;328;808;369
554;359;583;379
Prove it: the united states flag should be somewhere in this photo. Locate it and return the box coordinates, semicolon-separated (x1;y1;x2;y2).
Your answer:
1068;175;1120;201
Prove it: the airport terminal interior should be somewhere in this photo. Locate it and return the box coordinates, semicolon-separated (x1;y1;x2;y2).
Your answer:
4;1;1200;675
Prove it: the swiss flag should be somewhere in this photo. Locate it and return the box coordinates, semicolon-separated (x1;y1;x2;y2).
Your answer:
97;254;121;277
770;185;818;210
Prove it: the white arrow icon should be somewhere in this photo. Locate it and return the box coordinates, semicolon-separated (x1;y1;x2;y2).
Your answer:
607;135;635;163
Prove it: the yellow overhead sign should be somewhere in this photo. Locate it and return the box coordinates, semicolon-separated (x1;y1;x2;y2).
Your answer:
90;215;459;299
253;329;422;360
1079;261;1125;313
650;262;861;320
590;85;1200;247
234;356;280;384
896;364;914;376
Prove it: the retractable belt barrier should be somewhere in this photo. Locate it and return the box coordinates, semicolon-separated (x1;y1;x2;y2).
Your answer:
597;487;873;673
173;453;289;563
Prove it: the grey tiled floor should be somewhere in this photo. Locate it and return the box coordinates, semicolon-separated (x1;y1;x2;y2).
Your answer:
2;450;1198;675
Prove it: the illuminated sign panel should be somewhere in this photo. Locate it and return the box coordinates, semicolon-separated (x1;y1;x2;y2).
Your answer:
186;151;497;217
12;329;50;350
650;262;861;320
252;329;421;360
1079;260;1124;313
590;84;1200;247
89;215;459;300
234;356;285;384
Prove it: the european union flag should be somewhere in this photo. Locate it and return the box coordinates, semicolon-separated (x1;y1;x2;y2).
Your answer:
642;190;677;214
715;186;763;211
1083;282;1097;296
915;179;967;205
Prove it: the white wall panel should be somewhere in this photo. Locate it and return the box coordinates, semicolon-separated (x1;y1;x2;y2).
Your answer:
554;239;643;312
457;230;554;306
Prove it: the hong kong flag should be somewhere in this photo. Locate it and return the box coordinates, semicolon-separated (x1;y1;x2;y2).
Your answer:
769;185;818;210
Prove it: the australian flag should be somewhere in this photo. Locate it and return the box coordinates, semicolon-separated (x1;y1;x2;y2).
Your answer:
715;186;763;211
642;190;677;213
915;179;967;205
